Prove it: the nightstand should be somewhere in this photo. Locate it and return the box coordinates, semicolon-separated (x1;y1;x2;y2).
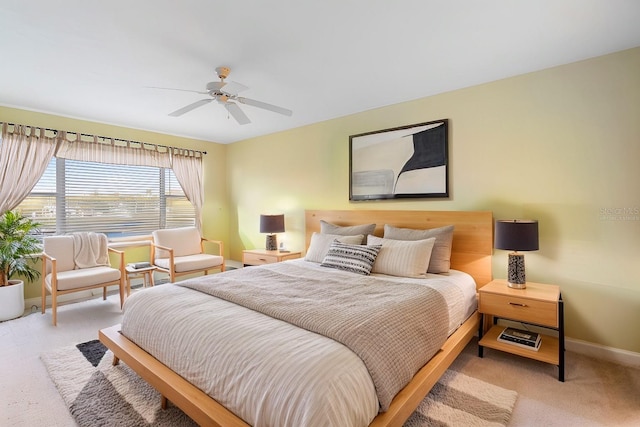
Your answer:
242;249;301;266
478;279;565;381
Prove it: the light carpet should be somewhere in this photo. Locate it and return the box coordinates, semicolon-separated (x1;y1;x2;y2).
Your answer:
41;340;517;427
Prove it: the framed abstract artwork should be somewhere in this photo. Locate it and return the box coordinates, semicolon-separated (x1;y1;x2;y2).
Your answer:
349;119;449;201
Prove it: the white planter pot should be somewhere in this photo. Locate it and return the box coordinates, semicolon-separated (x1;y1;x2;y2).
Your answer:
0;280;25;322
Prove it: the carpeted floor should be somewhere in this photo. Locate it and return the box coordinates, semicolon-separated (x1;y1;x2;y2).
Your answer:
42;340;517;427
4;292;638;426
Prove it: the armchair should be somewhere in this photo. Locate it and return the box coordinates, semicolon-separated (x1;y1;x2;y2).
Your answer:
41;234;125;326
151;227;224;283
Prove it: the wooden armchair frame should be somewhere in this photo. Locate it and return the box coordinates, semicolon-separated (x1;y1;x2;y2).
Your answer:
150;236;224;283
41;247;126;326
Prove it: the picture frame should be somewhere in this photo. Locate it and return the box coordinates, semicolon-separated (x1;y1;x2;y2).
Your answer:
349;119;449;201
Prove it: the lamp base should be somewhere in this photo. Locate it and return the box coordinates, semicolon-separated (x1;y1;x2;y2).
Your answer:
265;234;278;251
507;252;526;289
507;281;527;289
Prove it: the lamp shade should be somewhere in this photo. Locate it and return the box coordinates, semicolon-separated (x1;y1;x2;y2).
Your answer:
260;214;285;234
494;220;539;251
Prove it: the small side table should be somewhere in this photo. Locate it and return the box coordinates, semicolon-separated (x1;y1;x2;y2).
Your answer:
242;249;301;266
125;265;157;296
478;279;565;381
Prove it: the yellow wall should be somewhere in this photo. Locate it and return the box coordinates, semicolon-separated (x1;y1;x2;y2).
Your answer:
2;47;639;354
228;47;640;353
0;106;229;299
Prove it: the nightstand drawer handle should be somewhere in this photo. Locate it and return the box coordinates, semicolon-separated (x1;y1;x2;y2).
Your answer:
509;302;528;307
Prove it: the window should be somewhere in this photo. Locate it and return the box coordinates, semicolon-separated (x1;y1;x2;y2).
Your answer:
17;158;195;238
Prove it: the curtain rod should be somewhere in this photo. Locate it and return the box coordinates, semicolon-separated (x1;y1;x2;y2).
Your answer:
0;122;207;155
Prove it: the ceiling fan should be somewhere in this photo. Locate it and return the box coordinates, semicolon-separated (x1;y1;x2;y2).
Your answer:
164;67;293;125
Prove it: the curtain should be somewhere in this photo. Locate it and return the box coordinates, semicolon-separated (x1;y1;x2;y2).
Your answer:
0;123;58;214
171;148;204;231
1;122;205;230
56;132;171;168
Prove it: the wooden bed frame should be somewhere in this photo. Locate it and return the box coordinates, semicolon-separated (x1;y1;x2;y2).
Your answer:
99;209;493;427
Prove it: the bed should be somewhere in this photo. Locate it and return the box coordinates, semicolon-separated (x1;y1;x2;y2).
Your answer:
99;209;493;427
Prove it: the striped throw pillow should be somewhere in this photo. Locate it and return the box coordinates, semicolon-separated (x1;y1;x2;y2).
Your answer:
321;241;382;275
367;235;436;277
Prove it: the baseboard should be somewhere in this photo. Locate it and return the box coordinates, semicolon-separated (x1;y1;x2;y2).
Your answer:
565;337;640;368
226;259;242;269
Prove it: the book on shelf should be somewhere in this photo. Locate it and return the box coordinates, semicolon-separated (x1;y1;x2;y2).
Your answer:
497;327;541;351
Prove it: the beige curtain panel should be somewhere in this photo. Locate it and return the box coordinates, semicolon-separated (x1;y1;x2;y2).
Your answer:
170;148;204;231
0;123;58;214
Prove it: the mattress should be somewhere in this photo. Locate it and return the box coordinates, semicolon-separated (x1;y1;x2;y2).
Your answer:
121;259;477;427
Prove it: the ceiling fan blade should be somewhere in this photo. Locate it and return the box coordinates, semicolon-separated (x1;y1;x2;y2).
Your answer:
224;102;251;125
169;99;213;117
237;97;293;116
147;86;208;95
220;81;249;96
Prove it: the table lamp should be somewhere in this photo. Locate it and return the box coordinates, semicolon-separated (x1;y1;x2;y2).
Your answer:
494;219;539;289
260;214;285;251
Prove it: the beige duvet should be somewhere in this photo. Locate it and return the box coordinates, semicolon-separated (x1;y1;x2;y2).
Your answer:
121;260;476;427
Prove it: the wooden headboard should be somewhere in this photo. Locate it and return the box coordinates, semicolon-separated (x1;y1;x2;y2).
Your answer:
305;210;493;288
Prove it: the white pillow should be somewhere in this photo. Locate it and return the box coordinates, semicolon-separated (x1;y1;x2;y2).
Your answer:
367;235;436;277
305;232;365;263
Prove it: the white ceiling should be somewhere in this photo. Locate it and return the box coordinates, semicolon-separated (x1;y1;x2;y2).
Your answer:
2;1;640;144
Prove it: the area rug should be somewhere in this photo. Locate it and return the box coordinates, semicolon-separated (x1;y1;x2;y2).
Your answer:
41;340;517;427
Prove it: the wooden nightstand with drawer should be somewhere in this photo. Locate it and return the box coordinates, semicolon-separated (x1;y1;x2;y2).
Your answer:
478;279;565;381
242;249;301;267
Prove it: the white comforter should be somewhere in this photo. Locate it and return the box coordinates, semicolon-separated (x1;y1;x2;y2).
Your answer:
121;259;476;427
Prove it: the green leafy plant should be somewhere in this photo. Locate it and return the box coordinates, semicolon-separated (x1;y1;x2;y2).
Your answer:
0;210;42;287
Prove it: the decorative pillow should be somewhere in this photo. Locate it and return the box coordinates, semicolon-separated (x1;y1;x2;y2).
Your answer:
305;232;365;263
320;220;375;242
367;235;436;277
321;241;382;275
383;224;454;274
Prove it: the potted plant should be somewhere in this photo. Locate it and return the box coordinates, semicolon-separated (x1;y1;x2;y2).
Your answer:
0;210;42;321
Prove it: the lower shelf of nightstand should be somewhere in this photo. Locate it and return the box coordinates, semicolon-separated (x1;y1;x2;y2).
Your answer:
479;325;559;365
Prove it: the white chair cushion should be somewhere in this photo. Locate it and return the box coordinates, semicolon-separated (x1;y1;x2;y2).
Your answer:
46;266;121;291
153;227;202;258
155;254;223;273
43;236;76;272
